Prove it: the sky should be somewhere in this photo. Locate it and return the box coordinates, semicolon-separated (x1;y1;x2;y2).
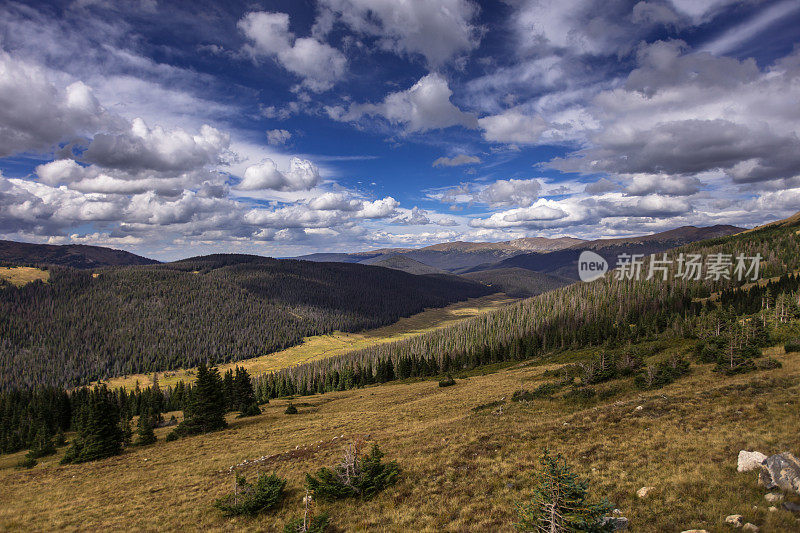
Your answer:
1;0;800;261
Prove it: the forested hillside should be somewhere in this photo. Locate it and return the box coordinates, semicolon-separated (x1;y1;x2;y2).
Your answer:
0;256;490;390
461;267;573;297
0;240;158;269
257;215;799;397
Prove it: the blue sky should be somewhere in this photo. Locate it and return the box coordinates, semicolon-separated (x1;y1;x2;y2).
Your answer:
1;0;800;260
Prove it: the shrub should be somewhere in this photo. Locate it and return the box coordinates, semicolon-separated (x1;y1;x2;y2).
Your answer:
306;443;400;501
214;473;287;517
515;449;613;532
283;513;330;533
438;375;456;387
285;403;298;415
562;387;596;404
237;403;262;418
17;456;37;469
785;339;800;353
165;431;178;442
472;400;505;412
756;357;783;370
635;355;690;389
512;382;561;402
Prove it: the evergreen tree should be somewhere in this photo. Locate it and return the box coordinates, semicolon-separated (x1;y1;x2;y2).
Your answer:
136;411;157;446
516;450;612;532
233;366;260;417
26;423;56;459
61;385;123;464
170;363;227;438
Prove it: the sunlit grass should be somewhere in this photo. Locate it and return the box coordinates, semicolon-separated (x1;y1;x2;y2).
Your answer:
0;266;49;287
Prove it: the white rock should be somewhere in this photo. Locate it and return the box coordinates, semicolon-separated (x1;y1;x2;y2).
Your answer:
636;486;654;498
635;405;644;411
725;515;743;527
769;506;778;512
764;492;783;503
680;530;709;533
737;450;767;473
742;524;759;532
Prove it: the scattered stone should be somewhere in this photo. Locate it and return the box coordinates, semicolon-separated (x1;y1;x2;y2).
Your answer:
601;516;628;530
635;405;643;411
636;486;654;498
758;452;800;494
680;530;709;533
725;515;743;527
783;501;800;514
764;492;783;503
737;450;767;473
742;524;759;532
768;506;778;512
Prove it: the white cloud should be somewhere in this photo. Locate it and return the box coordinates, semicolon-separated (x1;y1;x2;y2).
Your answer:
436;178;543;208
266;129;292;145
239;11;347;92
432;154;481;167
315;0;481;66
478;109;549;145
330;73;477;133
236;157;322;192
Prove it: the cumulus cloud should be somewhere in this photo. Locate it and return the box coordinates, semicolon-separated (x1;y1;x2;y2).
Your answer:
328;73;478;133
236;157;322;191
549;42;800;184
266;129;292;145
478;109;549;145
624;174;702;196
432;154;481;167
239;11;347;92
314;0;481;66
437;178;543;208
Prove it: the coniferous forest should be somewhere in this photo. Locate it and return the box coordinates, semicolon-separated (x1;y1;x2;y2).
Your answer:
0;255;490;390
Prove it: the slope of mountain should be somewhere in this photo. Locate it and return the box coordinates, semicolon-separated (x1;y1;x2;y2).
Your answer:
461;267;574;297
471;225;744;279
361;254;448;275
0;255;491;390
298;237;585;272
0;240;158;269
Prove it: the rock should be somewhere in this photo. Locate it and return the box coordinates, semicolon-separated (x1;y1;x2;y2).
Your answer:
764;492;783;503
601;516;628;530
768;506;778;512
783;501;800;514
636;486;654;498
725;515;743;527
737;450;767;473
680;530;709;533
742;524;759;532
758;452;800;494
635;405;643;411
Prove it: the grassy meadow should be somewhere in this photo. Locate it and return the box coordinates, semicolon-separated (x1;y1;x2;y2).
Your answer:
0;266;49;287
2;342;799;531
98;293;518;391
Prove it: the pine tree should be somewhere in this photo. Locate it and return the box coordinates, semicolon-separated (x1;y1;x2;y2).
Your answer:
171;363;227;438
136;411;157;446
233;367;260;417
27;422;56;459
516;450;613;532
61;385;123;464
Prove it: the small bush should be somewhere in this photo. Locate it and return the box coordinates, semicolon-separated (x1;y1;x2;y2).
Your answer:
165;431;178;442
562;387;596;404
17;456;37;469
756;357;783;370
306;443;400;501
635;355;690;389
785;339;800;353
472;400;505;412
284;403;298;415
237;403;262;418
283;513;330;533
438;375;456;387
512;382;561;402
214;473;287;517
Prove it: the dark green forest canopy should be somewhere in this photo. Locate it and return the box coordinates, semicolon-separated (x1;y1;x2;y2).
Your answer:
0;255;490;390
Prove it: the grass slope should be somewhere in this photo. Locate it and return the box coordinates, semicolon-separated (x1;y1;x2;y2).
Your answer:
2;343;799;531
0;266;49;287
99;293;519;391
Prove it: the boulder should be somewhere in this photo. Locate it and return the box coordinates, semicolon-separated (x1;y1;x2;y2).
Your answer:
737;450;767;473
742;524;759;532
758;452;800;494
764;492;783;503
601;516;629;530
725;515;743;527
783;501;800;514
636;486;654;498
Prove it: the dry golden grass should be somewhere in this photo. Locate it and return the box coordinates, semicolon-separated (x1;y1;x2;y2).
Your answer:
2;345;799;531
0;266;49;287
99;293;518;390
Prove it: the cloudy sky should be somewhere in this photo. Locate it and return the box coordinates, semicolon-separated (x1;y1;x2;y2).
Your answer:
1;0;800;260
